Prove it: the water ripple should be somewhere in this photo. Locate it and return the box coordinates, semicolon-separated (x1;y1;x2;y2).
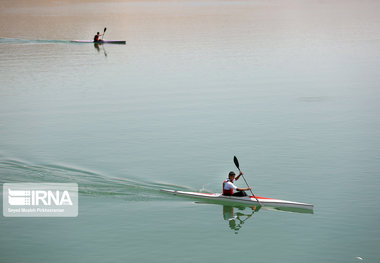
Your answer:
0;157;192;201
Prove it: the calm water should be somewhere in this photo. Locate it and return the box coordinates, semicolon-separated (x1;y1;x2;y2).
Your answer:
1;0;380;262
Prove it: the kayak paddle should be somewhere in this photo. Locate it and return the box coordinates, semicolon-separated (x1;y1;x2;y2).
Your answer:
233;156;262;206
102;27;107;40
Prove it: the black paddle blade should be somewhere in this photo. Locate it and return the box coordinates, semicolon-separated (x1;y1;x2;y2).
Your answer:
233;156;240;170
104;27;107;32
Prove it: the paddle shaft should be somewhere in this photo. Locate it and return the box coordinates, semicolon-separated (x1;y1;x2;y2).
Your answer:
102;27;107;40
238;169;262;205
233;156;262;206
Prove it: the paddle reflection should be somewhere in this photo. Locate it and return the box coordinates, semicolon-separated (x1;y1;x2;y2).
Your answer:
94;43;108;57
223;205;260;234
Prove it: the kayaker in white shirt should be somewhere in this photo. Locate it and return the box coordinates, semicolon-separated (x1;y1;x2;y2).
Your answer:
223;171;251;196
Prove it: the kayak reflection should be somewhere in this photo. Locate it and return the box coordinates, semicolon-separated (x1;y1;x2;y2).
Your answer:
94;43;107;57
223;205;260;234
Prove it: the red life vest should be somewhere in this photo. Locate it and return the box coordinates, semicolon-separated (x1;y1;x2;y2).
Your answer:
223;179;233;196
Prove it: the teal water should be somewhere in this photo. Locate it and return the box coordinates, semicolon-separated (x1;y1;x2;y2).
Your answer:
1;0;380;262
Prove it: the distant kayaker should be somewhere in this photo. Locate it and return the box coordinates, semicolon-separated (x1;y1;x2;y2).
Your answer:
93;32;103;42
223;171;251;196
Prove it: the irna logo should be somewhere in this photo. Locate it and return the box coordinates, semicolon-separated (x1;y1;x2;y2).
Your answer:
3;183;78;217
8;188;73;206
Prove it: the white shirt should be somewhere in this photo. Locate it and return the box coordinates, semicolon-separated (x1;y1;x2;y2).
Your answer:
224;180;238;191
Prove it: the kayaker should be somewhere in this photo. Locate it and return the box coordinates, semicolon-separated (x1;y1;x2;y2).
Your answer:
93;32;103;42
223;171;251;196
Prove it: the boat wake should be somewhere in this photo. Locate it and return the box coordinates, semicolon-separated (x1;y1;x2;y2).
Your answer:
0;37;71;45
0;157;192;201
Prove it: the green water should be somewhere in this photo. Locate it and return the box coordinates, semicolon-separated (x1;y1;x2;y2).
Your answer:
1;0;380;262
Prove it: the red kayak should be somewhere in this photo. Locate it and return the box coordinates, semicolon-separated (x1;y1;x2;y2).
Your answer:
161;189;314;213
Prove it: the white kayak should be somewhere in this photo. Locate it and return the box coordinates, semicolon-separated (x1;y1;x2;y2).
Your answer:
71;40;126;44
161;189;314;213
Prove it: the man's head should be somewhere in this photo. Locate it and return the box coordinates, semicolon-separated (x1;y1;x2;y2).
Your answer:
97;32;100;35
228;171;236;180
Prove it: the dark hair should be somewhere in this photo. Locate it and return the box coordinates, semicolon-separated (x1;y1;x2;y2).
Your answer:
228;171;236;177
97;32;100;34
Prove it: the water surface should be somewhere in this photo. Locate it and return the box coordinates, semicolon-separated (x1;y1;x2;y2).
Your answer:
1;0;380;262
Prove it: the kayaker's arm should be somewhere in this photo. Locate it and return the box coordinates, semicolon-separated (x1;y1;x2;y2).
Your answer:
237;187;251;191
235;171;243;181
